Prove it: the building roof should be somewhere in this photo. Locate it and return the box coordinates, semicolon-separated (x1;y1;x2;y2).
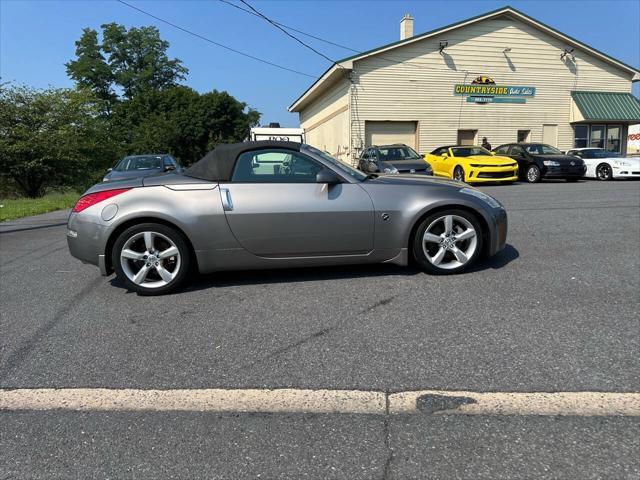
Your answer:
570;91;640;122
288;5;640;112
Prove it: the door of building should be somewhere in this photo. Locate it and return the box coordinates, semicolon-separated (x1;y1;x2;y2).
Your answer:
365;121;417;149
457;130;477;145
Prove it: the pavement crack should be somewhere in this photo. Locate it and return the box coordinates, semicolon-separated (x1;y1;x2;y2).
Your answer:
0;276;103;382
360;295;396;315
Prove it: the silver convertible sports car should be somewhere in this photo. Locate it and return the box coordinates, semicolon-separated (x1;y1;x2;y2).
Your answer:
67;141;508;295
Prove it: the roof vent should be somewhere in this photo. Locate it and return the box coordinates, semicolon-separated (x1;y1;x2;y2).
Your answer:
400;14;414;40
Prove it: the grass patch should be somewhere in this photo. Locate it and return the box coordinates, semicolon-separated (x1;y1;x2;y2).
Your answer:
0;191;80;222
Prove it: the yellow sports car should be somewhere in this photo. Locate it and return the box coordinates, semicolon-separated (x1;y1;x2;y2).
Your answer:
425;145;518;184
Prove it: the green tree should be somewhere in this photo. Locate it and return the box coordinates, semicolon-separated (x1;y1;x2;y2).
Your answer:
65;28;115;105
111;86;260;165
0;84;116;197
66;23;188;104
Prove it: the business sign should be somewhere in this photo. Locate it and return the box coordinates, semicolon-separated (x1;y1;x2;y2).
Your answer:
454;76;535;104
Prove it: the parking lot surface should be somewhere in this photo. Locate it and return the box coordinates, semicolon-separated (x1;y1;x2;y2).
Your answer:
1;180;639;478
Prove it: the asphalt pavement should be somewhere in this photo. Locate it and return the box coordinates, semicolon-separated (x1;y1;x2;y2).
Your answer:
1;180;639;478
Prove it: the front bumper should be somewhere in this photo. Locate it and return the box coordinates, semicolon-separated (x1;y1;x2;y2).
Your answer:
543;165;586;178
487;207;508;256
466;166;518;183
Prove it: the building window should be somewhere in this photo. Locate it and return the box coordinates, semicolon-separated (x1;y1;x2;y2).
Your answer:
590;125;605;148
457;130;477;146
573;125;589;148
517;130;530;143
606;125;621;153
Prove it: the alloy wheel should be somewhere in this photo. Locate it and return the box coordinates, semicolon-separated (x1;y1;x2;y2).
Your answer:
453;166;465;182
120;231;181;288
596;164;612;181
526;165;540;182
422;214;478;270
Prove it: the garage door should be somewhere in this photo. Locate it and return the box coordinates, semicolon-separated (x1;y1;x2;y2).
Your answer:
365;121;417;149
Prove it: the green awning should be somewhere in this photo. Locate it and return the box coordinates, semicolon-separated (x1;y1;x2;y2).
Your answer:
571;91;640;122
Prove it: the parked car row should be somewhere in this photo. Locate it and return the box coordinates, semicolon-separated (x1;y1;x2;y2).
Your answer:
354;142;639;184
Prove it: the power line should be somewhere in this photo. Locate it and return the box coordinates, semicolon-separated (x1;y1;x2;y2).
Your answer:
237;0;338;65
218;0;359;54
115;0;316;78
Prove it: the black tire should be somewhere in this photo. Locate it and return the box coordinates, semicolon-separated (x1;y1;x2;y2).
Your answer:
525;164;541;183
412;209;483;275
565;177;580;183
595;163;613;181
453;166;465;182
112;222;191;295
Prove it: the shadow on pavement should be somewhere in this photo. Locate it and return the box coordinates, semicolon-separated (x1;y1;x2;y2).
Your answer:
110;244;519;294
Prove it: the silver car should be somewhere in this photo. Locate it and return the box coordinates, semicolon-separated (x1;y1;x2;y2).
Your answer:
67;142;508;295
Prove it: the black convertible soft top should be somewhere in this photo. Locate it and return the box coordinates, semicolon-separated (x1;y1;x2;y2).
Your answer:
184;141;302;181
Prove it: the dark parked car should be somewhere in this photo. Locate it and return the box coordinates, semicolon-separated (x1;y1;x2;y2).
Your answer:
357;144;432;176
492;143;586;183
103;154;182;182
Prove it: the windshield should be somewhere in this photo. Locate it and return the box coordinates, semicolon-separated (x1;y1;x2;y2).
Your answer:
451;146;491;157
579;149;620;159
115;156;163;172
525;144;562;155
304;145;367;181
378;146;421;161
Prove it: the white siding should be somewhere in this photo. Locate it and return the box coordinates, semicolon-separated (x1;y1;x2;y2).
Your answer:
350;15;634;157
299;78;350;160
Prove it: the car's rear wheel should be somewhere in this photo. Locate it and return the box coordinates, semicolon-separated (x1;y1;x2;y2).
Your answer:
525;164;541;183
596;163;612;181
453;166;465;182
412;210;483;275
112;223;191;295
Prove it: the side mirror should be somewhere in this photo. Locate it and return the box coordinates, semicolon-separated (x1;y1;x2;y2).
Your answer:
442;153;448;158
164;165;176;172
490;151;496;156
107;167;113;172
316;169;341;184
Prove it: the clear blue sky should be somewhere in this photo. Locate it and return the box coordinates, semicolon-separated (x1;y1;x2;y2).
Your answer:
2;0;639;126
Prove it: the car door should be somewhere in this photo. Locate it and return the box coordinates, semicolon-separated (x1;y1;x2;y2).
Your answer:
427;148;446;176
508;145;528;172
219;148;375;257
441;148;455;177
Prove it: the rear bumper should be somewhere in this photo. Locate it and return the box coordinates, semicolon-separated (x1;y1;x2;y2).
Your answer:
66;212;111;275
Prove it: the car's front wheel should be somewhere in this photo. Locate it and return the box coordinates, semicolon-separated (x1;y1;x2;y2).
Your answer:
525;164;541;183
453;166;465;182
112;223;191;295
596;163;613;181
412;210;483;274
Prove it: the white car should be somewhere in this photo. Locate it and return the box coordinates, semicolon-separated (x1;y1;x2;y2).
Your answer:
566;148;640;180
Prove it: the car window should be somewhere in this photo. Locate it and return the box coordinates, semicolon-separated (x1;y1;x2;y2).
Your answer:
232;149;323;183
115;156;163;171
450;147;491;157
163;156;175;168
361;149;370;160
580;149;619;159
304;145;367;181
431;147;446;156
494;145;509;154
378;146;421;161
510;146;525;156
525;144;562;155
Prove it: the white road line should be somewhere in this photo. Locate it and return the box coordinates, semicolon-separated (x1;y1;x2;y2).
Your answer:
0;388;385;415
1;388;639;416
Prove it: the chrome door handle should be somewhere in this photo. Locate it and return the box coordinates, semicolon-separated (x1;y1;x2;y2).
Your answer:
221;188;233;211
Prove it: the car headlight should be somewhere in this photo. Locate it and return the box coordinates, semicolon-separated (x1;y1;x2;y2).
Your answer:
543;160;560;167
383;167;399;174
460;187;502;209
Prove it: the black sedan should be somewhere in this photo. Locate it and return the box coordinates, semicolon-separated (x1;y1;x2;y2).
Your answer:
103;154;182;182
492;143;586;183
357;144;433;176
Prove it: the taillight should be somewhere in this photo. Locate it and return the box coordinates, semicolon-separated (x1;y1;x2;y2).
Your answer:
72;188;131;213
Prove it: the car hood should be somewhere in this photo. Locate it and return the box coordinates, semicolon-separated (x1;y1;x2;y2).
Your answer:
383;159;431;171
362;173;462;189
104;169;163;181
461;155;515;165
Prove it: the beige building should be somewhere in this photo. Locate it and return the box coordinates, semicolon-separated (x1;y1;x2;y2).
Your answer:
288;6;640;162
